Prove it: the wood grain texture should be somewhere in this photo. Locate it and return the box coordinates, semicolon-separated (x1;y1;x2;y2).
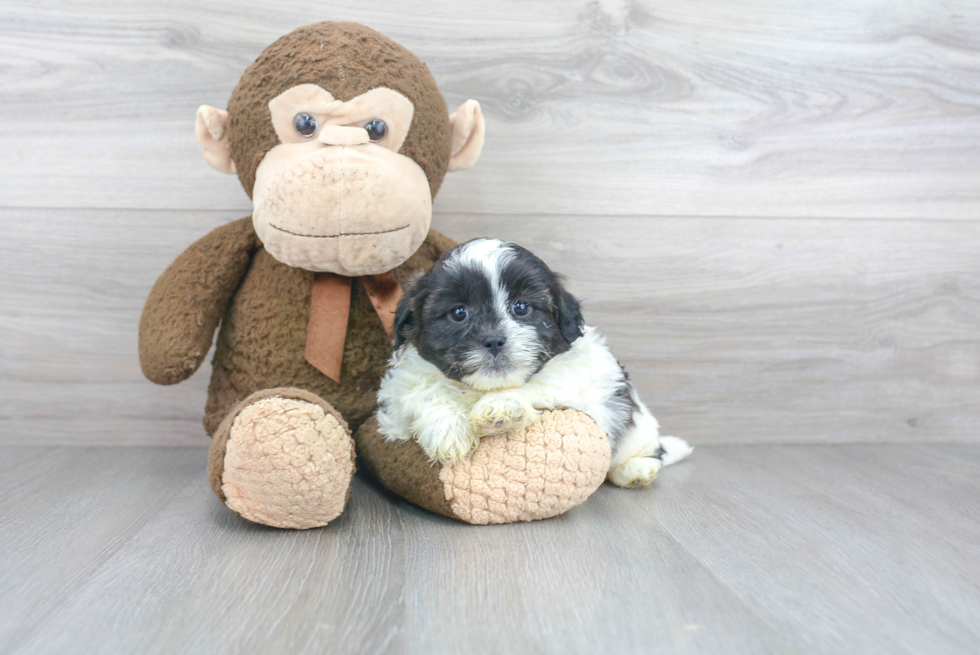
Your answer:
0;3;978;442
0;446;202;650
2;444;978;654
1;0;979;217
3;208;977;446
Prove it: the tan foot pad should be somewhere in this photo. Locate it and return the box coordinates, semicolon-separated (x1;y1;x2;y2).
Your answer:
217;395;354;529
443;409;610;524
356;409;611;525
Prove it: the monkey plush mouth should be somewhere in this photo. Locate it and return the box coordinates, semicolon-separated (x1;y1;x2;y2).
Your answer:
269;223;410;239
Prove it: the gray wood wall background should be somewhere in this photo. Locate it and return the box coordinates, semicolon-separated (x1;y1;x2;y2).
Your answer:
1;0;978;447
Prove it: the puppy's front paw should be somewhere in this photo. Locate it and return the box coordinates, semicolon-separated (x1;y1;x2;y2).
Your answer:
608;456;663;488
468;393;540;437
418;422;480;465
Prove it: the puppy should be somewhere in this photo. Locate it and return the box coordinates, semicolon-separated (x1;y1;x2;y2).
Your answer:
377;238;692;487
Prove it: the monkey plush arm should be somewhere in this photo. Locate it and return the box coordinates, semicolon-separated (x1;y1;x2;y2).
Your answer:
139;217;261;385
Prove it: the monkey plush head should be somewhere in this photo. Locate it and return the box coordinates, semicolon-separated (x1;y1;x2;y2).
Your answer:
194;22;485;276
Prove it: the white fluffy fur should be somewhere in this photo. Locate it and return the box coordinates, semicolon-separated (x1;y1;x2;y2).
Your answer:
377;344;483;463
377;327;692;486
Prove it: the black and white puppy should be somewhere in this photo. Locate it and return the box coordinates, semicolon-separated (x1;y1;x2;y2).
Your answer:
377;238;692;487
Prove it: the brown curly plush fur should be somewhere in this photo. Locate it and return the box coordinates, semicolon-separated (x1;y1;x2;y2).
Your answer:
139;22;610;527
141;21;457;435
139;218;455;436
227;22;452;199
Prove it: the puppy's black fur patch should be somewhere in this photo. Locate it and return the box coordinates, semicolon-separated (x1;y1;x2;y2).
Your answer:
497;245;584;354
394;239;585;384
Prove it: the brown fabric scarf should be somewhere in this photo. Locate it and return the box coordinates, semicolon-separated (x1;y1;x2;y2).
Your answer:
304;272;403;383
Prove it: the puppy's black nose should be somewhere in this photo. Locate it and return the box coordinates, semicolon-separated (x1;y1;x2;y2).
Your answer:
482;335;507;356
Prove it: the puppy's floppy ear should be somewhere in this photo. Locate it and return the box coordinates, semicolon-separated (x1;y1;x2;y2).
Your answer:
552;280;584;343
393;274;430;348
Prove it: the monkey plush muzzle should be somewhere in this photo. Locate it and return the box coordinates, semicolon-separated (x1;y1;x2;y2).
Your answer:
252;142;432;276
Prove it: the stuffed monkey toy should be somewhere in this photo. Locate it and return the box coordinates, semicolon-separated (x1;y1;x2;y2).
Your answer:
139;22;610;529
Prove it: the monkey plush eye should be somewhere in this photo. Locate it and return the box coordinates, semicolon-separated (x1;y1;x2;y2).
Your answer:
512;301;531;317
293;113;318;137
449;306;468;322
364;119;388;141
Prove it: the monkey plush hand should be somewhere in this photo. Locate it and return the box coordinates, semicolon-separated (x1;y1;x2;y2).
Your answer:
139;22;609;528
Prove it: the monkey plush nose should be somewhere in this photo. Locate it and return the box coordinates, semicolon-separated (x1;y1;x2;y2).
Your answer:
318;125;370;146
482;336;507;356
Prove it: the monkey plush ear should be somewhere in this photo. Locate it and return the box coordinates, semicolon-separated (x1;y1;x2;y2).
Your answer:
447;100;486;172
195;105;237;175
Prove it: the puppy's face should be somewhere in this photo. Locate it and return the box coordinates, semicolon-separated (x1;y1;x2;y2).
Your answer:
395;239;584;390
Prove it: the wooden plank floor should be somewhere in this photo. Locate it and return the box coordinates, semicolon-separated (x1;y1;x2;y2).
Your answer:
2;444;978;654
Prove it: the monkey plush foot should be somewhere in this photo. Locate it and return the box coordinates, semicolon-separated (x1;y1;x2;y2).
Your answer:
356;409;610;525
208;388;355;529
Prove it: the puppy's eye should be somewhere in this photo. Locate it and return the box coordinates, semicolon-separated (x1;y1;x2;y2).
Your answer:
512;300;531;317
294;113;318;137
449;306;468;322
364;119;387;141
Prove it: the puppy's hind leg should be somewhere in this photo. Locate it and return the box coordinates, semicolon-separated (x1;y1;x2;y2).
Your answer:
607;411;665;488
607;392;692;488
